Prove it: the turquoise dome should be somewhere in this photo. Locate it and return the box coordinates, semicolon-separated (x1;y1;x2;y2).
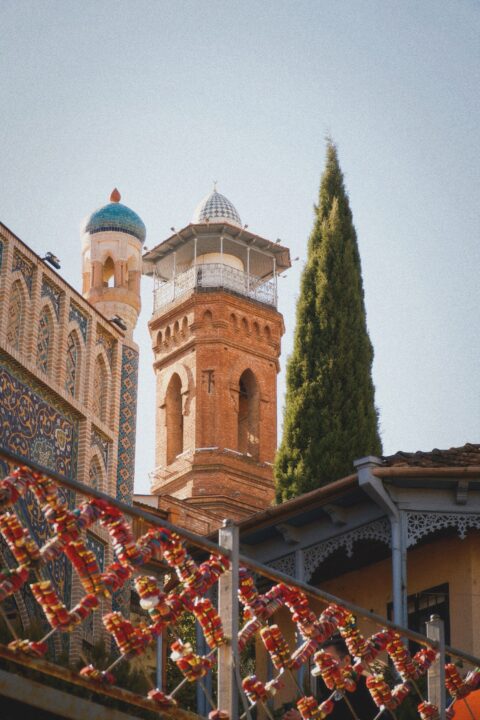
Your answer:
83;190;146;242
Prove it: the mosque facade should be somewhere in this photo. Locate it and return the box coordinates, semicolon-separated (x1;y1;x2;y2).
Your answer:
0;190;144;647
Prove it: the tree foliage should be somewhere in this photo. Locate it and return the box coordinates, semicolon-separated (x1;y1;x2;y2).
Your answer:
275;140;382;501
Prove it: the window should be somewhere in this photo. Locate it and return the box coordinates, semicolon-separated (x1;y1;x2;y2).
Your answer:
65;331;80;397
237;369;260;460
6;280;24;350
92;356;108;423
103;257;115;288
36;306;53;375
388;583;450;652
165;373;183;464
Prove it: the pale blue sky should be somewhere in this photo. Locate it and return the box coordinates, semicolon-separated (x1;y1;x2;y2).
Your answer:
1;1;479;493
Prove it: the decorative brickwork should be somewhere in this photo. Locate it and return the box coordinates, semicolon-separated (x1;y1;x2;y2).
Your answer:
36;306;53;374
12;249;34;295
96;328;114;366
88;455;103;491
116;345;139;504
91;427;109;470
65;331;80;397
6;280;25;350
41;279;61;319
149;289;284;521
69;303;88;342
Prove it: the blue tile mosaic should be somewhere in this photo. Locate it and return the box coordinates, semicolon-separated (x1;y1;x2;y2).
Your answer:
69;303;88;342
41;279;61;319
0;357;79;480
12;249;34;296
91;428;109;469
83;202;146;243
96;329;114;366
116;345;138;504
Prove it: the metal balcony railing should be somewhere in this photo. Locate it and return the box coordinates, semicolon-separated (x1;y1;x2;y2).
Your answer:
153;263;277;311
0;447;479;720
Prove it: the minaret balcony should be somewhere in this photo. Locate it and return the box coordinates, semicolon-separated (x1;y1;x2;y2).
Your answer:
153;262;277;311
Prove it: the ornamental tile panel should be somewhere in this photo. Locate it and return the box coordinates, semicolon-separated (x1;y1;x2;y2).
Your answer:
96;329;114;366
41;279;61;319
36;307;53;374
0;358;78;480
116;346;138;504
91;428;109;470
69;303;88;342
12;249;34;295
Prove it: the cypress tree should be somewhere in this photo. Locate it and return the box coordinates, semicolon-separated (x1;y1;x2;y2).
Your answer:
275;140;382;501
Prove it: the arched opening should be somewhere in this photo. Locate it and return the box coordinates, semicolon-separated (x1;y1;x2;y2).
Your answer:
89;456;104;492
103;257;115;288
37;305;54;375
7;280;25;351
237;369;260;459
165;373;183;464
65;331;81;398
92;355;109;423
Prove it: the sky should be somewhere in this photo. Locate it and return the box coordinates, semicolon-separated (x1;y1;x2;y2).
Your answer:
1;1;479;494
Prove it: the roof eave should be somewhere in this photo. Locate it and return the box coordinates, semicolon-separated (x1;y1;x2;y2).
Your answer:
142;222;291;274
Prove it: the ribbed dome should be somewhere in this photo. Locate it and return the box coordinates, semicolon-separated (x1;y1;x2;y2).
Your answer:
192;189;242;227
83;189;146;242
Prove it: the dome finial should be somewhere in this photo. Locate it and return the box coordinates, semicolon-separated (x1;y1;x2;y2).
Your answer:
213;180;218;192
110;188;121;203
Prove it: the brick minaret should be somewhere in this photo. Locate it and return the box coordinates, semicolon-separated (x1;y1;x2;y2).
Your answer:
143;188;290;521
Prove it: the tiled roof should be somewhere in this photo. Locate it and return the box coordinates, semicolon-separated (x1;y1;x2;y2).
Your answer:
192;189;242;227
83;202;146;242
383;443;480;468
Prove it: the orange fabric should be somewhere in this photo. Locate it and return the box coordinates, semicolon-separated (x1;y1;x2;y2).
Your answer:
452;689;480;718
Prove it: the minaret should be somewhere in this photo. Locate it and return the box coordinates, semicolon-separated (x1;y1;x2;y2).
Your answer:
143;187;291;521
81;189;145;337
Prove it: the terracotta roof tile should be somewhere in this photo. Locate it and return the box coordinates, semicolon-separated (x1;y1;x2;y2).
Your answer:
382;443;480;468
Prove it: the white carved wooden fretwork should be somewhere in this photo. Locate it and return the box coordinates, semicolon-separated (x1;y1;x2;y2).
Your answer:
303;518;391;582
268;552;296;578
406;511;480;547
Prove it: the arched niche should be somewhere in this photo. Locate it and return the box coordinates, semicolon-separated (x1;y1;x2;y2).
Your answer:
103;256;115;288
165;373;184;464
237;369;260;460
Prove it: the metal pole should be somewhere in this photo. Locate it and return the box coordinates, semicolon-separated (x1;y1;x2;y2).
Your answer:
247;247;250;294
273;256;277;305
295;549;306;692
220;235;224;287
391;518;403;626
196;620;207;716
156;634;163;690
426;614;446;719
218;520;239;720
